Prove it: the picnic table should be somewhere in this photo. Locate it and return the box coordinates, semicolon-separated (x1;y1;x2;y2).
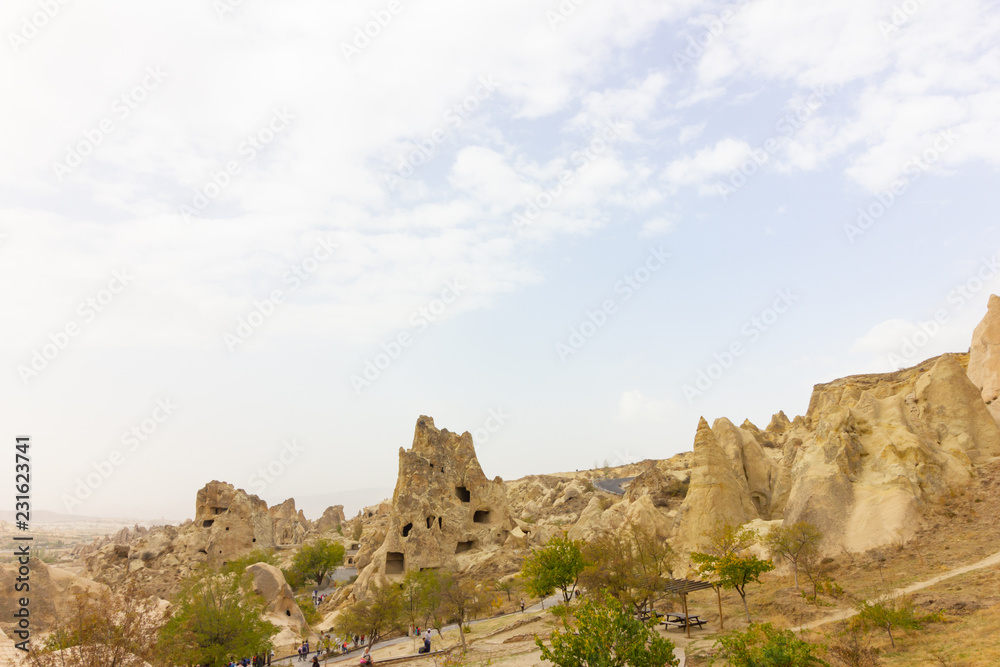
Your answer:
661;612;707;630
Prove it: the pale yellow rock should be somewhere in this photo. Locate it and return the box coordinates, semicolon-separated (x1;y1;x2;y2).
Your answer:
968;294;1000;425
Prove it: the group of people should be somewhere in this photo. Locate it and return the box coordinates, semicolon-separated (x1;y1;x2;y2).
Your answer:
224;653;272;667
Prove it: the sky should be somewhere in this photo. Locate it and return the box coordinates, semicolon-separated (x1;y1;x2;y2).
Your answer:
2;0;999;522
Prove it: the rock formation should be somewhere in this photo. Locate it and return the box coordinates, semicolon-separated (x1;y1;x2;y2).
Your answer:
269;498;310;545
0;559;108;635
672;352;1000;554
315;505;346;533
246;563;309;646
968;293;1000;425
353;416;516;594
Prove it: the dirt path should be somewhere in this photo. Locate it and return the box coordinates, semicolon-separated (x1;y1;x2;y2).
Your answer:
793;549;1000;631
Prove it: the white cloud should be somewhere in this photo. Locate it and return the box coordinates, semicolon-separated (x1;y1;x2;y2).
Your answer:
663;137;753;188
678;121;706;144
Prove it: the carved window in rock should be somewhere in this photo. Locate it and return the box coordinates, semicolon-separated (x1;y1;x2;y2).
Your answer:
455;540;475;554
455;486;471;502
202;520;214;528
473;510;490;524
402;522;413;537
385;551;405;574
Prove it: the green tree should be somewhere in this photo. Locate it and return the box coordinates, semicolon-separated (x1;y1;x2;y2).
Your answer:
521;533;587;605
158;571;278;667
27;581;161;667
692;551;774;622
764;522;823;590
536;591;678;667
334;581;406;652
713;622;828;666
401;569;442;630
580;519;675;616
852;593;922;649
436;572;491;649
288;538;346;588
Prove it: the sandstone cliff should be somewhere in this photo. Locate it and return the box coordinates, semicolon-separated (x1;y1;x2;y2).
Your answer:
353;416;517;595
671;352;1000;554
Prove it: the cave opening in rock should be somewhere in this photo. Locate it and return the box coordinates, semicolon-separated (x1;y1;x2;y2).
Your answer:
438;517;443;529
473;510;490;524
426;516;434;529
202;520;214;528
455;540;474;554
455;486;471;502
402;522;413;537
385;551;405;574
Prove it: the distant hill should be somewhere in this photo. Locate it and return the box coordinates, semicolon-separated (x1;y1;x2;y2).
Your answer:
291;486;394;521
0;509;181;526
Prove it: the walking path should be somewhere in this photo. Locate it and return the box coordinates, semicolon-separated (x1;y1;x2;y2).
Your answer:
275;594;562;666
592;477;634;495
793;549;1000;632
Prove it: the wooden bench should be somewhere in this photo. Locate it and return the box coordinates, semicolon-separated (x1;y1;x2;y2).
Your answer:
662;613;707;630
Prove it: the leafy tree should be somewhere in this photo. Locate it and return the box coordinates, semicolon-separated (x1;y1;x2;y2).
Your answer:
764;522;823;590
27;581;161;667
703;521;758;557
852;593;923;649
521;533;587;605
334;581;406;651
536;591;678;667
436;572;492;649
495;577;517;602
693;523;774;622
401;569;443;630
580;519;675;616
158;571;278;667
713;622;828;666
287;538;345;588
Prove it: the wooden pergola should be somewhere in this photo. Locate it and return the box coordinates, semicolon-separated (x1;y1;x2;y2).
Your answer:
661;578;721;638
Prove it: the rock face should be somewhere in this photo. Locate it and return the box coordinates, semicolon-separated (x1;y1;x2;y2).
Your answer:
0;559;108;635
315;505;346;533
194;481;277;563
84;481;311;597
672;352;1000;554
269;498;310;545
968;294;1000;425
246;562;308;643
354;416;516;595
